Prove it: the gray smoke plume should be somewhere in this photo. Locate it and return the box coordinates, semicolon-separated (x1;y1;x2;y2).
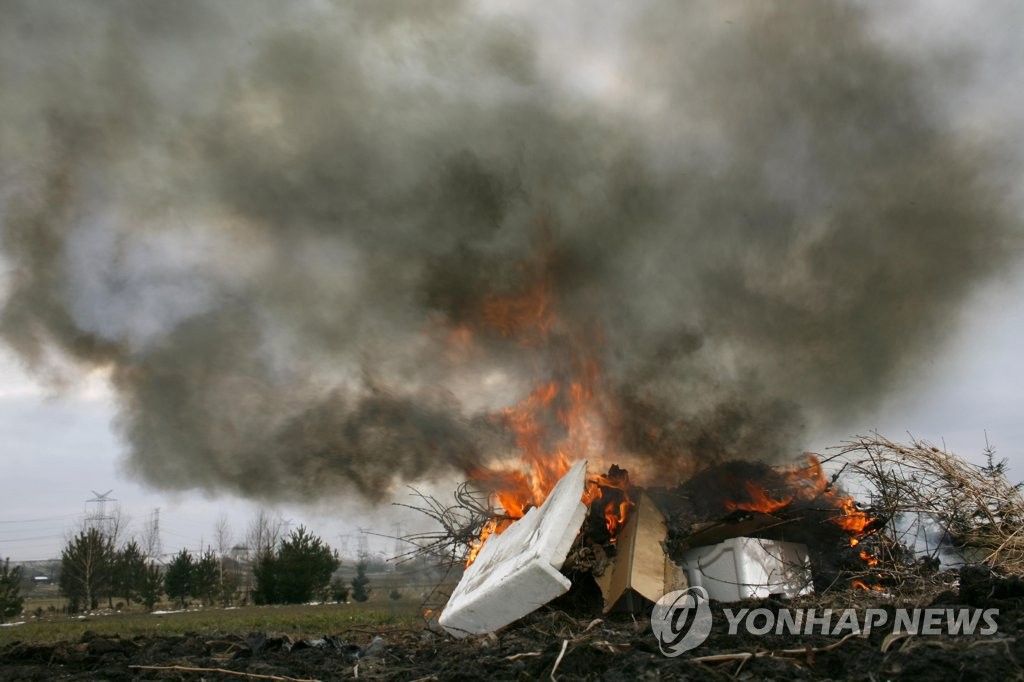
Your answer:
0;1;1018;500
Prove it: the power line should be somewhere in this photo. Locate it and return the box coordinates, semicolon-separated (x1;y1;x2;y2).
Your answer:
0;534;66;543
0;526;71;535
0;514;79;524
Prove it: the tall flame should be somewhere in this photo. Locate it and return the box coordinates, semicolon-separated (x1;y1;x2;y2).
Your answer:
461;270;636;566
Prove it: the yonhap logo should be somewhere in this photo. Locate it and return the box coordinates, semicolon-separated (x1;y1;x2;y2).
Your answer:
650;586;713;656
649;592;999;658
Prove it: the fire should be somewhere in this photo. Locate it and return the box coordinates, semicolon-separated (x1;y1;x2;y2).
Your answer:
724;454;877;544
585;465;634;542
468;371;600;522
455;253;876;571
722;454;883;590
725;481;793;514
465;518;508;567
851;580;884;592
832;496;873;535
481;279;556;343
859;549;879;567
462;270;636;566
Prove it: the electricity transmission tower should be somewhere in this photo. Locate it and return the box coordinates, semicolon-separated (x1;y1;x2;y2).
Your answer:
85;490;116;535
337;533;352;558
356;528;371;559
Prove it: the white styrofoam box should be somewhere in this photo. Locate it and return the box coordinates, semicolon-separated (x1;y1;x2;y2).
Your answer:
680;537;812;602
439;459;589;637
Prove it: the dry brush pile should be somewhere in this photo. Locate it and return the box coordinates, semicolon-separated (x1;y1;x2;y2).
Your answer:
823;434;1024;591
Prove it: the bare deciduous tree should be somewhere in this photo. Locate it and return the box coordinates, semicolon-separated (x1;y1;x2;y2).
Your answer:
139;509;162;561
245;509;285;559
213;514;233;604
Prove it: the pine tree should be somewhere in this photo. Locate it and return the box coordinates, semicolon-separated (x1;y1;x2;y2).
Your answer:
60;528;114;613
0;558;23;622
252;549;278;605
112;541;147;605
163;549;194;608
330;577;350;603
139;564;163;611
351;559;371;603
253;527;339;604
276;527;339;603
193;550;220;606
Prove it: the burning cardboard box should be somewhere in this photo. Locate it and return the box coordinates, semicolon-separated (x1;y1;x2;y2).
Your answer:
594;490;688;613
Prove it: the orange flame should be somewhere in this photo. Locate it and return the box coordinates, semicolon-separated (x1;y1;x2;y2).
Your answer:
851;580;884;592
462;273;637;566
724;455;884;586
724;454;877;546
481;279;556;344
465;518;512;567
725;481;793;514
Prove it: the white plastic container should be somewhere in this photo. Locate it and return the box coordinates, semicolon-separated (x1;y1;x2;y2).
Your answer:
680;537;812;602
439;460;589;637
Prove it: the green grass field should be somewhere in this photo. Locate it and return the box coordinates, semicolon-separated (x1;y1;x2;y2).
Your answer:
0;599;423;645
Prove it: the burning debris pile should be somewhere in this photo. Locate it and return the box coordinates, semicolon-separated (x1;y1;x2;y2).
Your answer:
386;241;1023;638
432;456;871;637
417;434;1024;639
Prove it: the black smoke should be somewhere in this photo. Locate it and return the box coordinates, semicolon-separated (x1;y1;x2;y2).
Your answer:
0;0;1017;500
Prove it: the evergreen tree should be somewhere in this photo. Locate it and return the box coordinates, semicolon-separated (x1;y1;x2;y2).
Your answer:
193;550;220;606
112;541;147;605
351;559;371;603
251;548;278;605
163;549;194;608
0;558;23;622
60;528;114;612
252;527;339;604
330;577;350;603
276;527;339;603
139;564;163;612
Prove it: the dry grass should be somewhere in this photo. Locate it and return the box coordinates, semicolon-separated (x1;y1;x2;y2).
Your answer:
824;434;1024;578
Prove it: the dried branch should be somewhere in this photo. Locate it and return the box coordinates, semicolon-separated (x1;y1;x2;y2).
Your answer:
128;665;319;681
392;482;496;567
827;434;1024;575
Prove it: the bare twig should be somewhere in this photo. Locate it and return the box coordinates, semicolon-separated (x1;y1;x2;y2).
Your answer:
690;631;866;664
505;651;542;661
550;639;569;681
128;665;319;681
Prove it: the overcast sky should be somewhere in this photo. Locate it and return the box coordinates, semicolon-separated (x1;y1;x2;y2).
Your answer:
2;1;1023;562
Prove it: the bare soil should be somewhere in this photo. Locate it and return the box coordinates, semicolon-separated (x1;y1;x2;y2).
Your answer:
2;567;1022;681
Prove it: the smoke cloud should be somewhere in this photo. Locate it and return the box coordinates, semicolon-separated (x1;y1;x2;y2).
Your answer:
0;1;1018;500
